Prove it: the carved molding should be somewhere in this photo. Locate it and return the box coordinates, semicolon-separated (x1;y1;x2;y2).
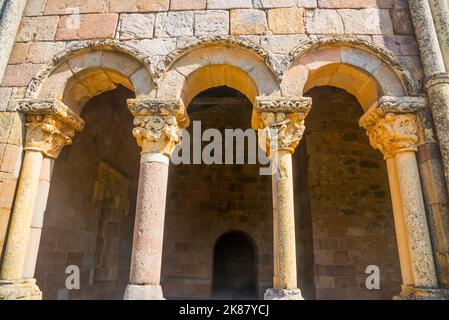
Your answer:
288;36;419;95
24;39;153;99
127;97;189;157
424;72;449;91
359;96;422;159
160;35;284;81
254;97;312;156
17;100;85;159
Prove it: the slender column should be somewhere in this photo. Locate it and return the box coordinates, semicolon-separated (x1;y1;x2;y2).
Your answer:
360;96;448;299
124;98;189;300
0;0;28;84
385;158;413;286
22;158;55;278
0;100;84;300
253;97;311;300
428;0;449;71
408;0;449;197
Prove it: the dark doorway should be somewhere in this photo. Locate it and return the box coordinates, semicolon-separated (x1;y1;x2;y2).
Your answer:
212;231;257;299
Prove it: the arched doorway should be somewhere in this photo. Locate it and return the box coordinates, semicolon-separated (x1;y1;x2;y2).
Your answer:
212;231;257;300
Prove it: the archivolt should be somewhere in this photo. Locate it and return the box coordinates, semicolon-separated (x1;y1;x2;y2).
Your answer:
24;40;154;113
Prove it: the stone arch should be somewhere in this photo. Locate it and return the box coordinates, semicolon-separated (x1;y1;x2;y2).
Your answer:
24;40;154;114
282;38;418;111
155;40;281;107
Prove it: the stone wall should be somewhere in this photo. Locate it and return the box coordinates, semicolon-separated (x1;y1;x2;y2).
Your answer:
35;86;140;299
303;86;402;299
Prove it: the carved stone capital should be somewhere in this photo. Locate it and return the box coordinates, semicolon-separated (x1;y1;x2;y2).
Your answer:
127;97;190;157
15;99;85;159
359;96;422;159
253;97;312;156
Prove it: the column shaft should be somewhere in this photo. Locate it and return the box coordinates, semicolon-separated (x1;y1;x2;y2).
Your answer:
22;158;54;278
386;158;413;286
1;150;43;280
125;154;169;300
272;151;297;290
428;0;449;71
395;151;438;288
271;179;279;289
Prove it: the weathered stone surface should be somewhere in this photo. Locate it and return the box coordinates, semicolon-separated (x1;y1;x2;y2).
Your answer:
2;64;42;87
24;0;46;16
155;12;194;37
8;43;30;65
268;8;305;34
133;38;177;56
56;13;118;40
171;0;206;10
27;42;66;64
297;0;318;7
17;16;59;42
194;11;229;36
318;0;394;8
207;0;252;9
372;35;419;56
120;14;155;40
261;35;309;54
230;9;268;35
108;0;169;12
305;9;344;34
338;9;394;34
254;0;297;8
44;0;105;14
0;88;12;112
391;9;415;35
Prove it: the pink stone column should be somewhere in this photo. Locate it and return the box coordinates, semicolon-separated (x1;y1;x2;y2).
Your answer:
124;97;189;300
124;154;169;300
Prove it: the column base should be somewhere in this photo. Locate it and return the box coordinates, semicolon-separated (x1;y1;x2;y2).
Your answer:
0;279;42;300
393;285;449;300
124;284;164;300
264;288;304;300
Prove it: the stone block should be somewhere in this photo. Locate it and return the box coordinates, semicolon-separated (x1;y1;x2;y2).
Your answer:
8;43;30;65
171;0;206;10
297;0;318;7
134;38;177;56
268;8;305;34
1;64;42;87
305;9;344;34
194;11;229;36
261;35;308;54
44;0;105;14
27;42;66;64
120;14;155;40
0;88;12;112
17;16;59;42
318;0;393;8
230;9;268;35
0;144;22;176
372;35;418;56
207;0;252;9
254;0;297;8
24;0;47;16
56;13;119;40
155;12;194;37
338;9;394;35
108;0;169;12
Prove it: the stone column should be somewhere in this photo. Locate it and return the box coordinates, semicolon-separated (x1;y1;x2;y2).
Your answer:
360;96;448;299
253;97;312;300
0;0;28;84
408;0;449;197
124;98;189;300
0;100;84;300
428;0;449;71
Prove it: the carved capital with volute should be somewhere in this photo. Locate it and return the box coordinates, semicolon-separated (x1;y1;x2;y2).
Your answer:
253;97;312;156
359;96;427;159
15;99;85;159
127;97;190;157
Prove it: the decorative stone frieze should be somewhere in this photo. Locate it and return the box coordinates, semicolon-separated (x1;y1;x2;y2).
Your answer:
127;97;189;157
359;96;426;160
254;97;312;156
15;99;85;159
